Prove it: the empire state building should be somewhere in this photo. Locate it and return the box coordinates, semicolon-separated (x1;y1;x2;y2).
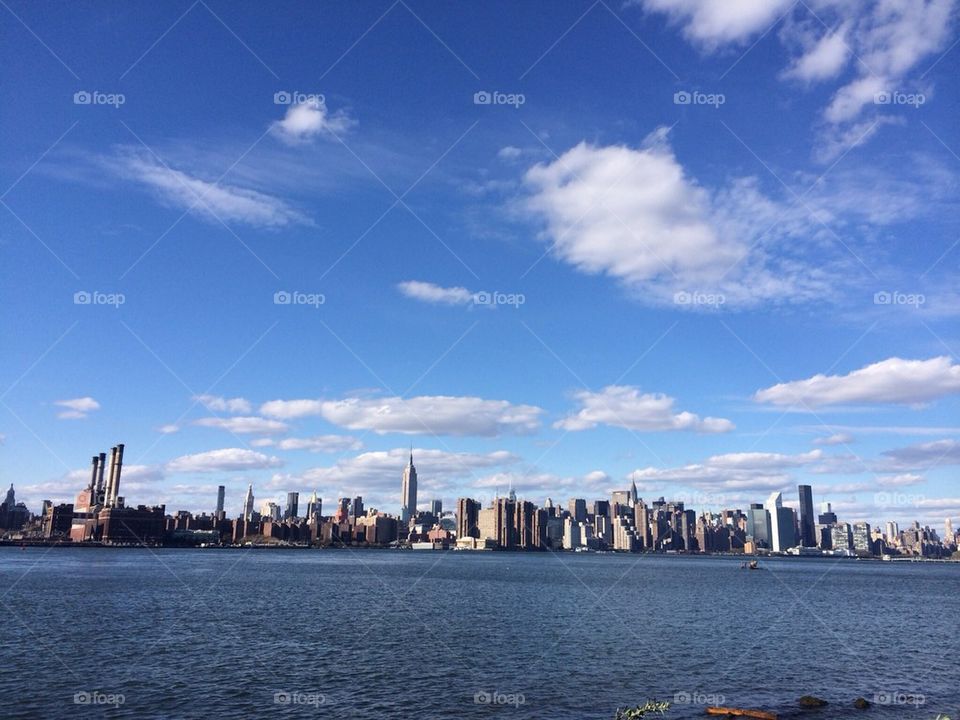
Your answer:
400;450;417;524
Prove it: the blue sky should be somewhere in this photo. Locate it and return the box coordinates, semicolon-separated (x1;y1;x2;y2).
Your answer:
1;0;959;529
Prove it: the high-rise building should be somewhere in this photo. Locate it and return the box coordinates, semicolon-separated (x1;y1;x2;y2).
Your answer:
306;490;322;522
852;522;872;553
430;499;442;517
351;496;364;518
400;451;417;524
216;485;225;517
457;497;480;539
798;485;816;547
243;484;254;521
747;503;771;548
831;523;852;551
568;498;587;523
765;493;783;551
285;492;299;520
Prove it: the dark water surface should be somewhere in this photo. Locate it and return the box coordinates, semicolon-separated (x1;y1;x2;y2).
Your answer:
2;548;957;719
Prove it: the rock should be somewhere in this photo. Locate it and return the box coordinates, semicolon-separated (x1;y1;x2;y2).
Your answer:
799;695;829;708
853;697;871;709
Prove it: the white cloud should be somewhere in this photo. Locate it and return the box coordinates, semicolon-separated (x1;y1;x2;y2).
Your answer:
274;435;363;453
270;99;354;144
156;424;180;435
707;449;823;470
555;385;734;433
193;394;252;414
755;356;960;407
814;432;855;446
783;21;851;82
193;416;289;435
261;395;544;436
55;396;100;420
111;149;309;228
639;0;957;147
497;146;523;160
638;0;794;47
881;439;960;470
521;131;841;307
166;448;283;473
296;448;519;492
397;280;474;306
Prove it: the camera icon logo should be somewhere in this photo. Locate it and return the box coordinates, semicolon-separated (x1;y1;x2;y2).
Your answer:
474;691;492;704
274;91;292;105
473;291;492;305
73;692;91;705
673;291;691;305
673;692;691;704
273;291;291;305
274;691;291;704
473;91;492;105
873;291;891;305
873;91;892;105
673;91;691;105
73;91;92;105
74;291;92;305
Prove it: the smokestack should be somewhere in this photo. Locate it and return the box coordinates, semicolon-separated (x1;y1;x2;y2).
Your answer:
111;444;124;507
105;446;118;508
96;452;107;506
89;456;99;492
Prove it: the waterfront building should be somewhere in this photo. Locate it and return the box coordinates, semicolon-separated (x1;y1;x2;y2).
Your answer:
285;492;299;520
831;523;852;552
747;503;771;549
215;485;225;518
305;491;322;523
457;497;480;539
568;498;587;523
243;484;255;521
852;522;872;554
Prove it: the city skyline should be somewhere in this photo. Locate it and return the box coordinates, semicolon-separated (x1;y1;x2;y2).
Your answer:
1;1;959;532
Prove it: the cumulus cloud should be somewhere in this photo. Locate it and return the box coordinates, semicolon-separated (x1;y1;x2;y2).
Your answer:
639;0;955;131
261;395;543;436
270;98;354;144
193;395;252;414
397;280;474;306
638;0;794;47
755;356;960;408
55;396;100;420
156;424;180;434
110;149;309;228
166;448;283;473
193;416;289;435
521;131;842;307
555;385;734;433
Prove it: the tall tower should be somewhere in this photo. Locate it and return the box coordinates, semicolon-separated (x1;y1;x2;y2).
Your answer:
243;484;254;521
216;485;225;516
400;449;417;524
798;484;816;547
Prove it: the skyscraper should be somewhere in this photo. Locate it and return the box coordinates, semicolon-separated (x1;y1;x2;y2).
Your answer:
216;485;225;517
243;484;254;521
765;492;784;551
798;484;816;547
457;497;480;539
400;450;417;524
306;490;322;522
285;492;299;519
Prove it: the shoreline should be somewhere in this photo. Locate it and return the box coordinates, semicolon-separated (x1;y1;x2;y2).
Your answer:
2;540;958;562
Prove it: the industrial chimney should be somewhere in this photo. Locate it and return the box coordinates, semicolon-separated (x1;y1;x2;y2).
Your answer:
96;452;107;506
105;446;118;508
110;443;124;508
